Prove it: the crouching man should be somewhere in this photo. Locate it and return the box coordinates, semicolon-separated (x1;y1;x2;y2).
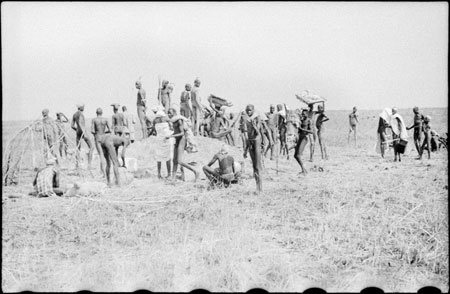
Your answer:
97;134;130;187
202;144;241;188
32;157;64;197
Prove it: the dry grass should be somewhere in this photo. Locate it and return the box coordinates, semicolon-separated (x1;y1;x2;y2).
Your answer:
2;108;448;292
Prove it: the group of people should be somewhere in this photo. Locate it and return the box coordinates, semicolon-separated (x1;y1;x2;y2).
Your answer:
376;106;445;161
31;77;445;197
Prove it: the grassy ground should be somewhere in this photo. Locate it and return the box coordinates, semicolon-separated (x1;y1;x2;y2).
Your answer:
2;108;448;292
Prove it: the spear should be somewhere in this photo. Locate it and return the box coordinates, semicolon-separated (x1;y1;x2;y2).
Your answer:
157;75;161;105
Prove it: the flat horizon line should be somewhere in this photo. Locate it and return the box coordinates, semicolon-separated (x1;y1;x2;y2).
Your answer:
2;106;448;123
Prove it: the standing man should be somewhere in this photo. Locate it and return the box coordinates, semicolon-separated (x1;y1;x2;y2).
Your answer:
348;106;359;146
91;107;111;176
164;83;174;113
406;106;424;158
191;78;202;136
306;102;322;162
243;104;263;193
316;104;329;160
157;80;169;105
180;83;193;120
122;105;136;143
135;80;147;139
41;109;60;163
97;134;130;187
71;103;94;169
55;112;69;158
111;103;125;136
265;105;278;160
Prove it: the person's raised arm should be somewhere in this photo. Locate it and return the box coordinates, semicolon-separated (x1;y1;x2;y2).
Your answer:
71;114;76;131
61;113;69;123
91;119;95;135
141;89;147;107
207;154;219;167
230;111;242;129
321;114;330;123
105;120;111;133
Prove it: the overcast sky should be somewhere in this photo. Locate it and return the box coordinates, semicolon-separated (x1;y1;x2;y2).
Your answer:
2;2;448;121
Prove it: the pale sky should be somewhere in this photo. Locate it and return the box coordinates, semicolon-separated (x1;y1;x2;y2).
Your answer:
2;2;448;121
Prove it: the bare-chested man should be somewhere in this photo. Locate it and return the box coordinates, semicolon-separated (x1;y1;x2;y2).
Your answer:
136;80;147;139
122;105;136;143
191;78;202;136
41;109;60;164
264;105;277;160
111;103;125;136
167;108;199;182
55;112;69;158
71;104;94;169
243;105;263;192
180;83;193;120
259;112;274;159
277;104;288;157
97;134;130;187
208;99;233;141
295;109;313;175
348;106;359;146
419;115;432;160
160;82;173;113
406;106;424;158
91;107;111;176
203;144;241;188
306;103;321;162
315;104;329;160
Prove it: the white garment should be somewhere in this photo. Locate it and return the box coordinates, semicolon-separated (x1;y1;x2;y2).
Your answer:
154;122;174;162
391;113;408;140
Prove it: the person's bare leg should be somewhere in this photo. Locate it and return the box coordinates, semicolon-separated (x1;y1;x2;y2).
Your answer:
249;140;262;192
84;136;94;169
166;160;171;178
108;145;121;186
102;146;111;186
157;161;162;179
95;141;106;176
294;137;308;174
75;134;81;168
309;133;316;162
203;165;220;182
177;140;198;181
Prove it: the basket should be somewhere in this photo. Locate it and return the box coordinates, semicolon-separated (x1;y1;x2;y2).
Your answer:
395;139;408;154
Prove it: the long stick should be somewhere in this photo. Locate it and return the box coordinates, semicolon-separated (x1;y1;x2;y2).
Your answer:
157;75;161;105
275;112;279;175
